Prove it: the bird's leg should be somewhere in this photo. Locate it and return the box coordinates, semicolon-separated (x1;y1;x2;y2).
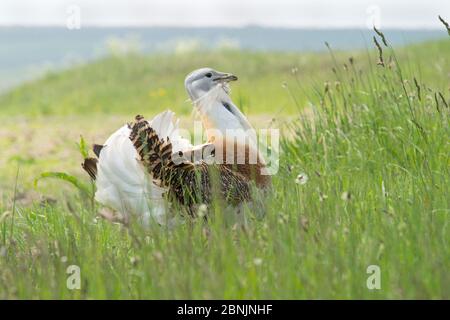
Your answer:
97;208;129;226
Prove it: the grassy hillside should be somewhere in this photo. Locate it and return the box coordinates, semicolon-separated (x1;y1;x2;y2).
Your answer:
0;37;449;299
0;40;449;116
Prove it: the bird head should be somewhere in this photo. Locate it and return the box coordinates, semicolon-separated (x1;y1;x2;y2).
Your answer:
185;67;237;102
184;67;257;148
185;67;254;134
185;67;268;173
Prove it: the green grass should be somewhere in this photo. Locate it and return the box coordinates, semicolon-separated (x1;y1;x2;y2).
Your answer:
0;36;449;299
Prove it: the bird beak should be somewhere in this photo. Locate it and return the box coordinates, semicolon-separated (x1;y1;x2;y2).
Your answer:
213;72;238;83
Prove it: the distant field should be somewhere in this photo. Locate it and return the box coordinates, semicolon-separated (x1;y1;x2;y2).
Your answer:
1;39;449;117
0;37;448;299
1;27;446;91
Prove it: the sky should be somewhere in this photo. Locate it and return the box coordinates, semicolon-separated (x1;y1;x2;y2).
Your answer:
0;0;449;29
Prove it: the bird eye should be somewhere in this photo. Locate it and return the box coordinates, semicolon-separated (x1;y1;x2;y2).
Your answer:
205;72;212;78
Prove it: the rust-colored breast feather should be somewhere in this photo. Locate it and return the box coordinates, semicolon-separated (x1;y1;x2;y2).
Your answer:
216;139;272;189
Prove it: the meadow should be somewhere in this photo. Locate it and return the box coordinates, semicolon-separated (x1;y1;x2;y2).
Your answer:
0;31;448;298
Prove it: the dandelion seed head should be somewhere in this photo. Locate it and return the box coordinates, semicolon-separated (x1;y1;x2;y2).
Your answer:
341;191;351;201
295;173;309;185
253;258;263;266
197;204;208;218
130;256;140;266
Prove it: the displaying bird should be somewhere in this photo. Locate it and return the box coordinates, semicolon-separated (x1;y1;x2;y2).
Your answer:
82;68;270;225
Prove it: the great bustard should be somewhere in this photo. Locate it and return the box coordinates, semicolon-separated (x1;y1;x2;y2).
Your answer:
82;68;271;225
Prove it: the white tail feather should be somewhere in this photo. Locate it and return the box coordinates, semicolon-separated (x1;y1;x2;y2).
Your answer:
95;111;193;225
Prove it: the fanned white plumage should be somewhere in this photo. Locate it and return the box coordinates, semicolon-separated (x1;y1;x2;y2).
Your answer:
95;110;192;225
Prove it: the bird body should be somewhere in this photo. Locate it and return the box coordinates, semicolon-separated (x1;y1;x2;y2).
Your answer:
83;68;271;224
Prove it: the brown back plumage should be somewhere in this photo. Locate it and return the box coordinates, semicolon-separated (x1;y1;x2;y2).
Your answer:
129;115;252;214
